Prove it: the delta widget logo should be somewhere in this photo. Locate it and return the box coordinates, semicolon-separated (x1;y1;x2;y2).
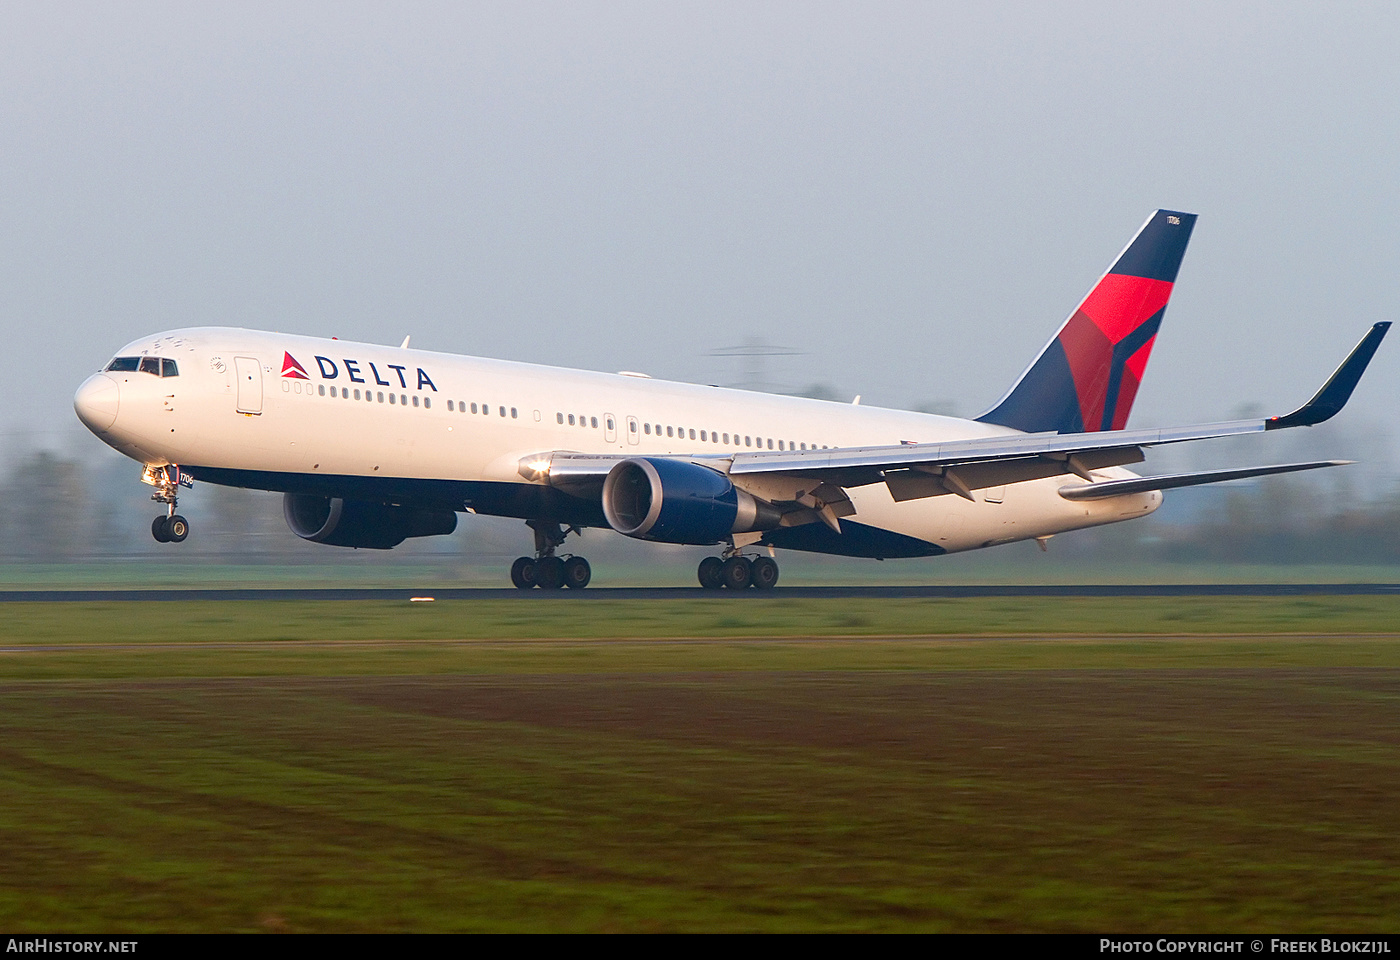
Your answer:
281;352;310;379
279;349;439;392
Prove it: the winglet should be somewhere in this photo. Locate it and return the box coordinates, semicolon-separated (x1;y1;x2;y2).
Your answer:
1266;322;1390;430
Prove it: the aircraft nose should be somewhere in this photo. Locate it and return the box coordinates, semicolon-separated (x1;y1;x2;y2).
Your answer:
74;373;120;433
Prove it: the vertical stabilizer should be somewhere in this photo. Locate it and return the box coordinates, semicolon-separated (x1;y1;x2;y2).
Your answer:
976;209;1196;434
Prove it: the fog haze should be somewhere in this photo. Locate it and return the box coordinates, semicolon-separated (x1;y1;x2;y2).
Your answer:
3;2;1397;481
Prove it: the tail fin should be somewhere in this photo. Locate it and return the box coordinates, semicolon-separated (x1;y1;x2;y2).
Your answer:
976;209;1197;434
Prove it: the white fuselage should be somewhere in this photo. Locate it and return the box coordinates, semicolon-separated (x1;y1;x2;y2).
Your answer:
75;327;1160;557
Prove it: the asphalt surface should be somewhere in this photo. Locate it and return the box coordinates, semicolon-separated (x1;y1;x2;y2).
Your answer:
2;584;1399;601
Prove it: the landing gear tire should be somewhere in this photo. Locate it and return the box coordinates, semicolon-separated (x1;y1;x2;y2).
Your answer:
750;556;779;590
510;556;537;590
563;556;592;590
166;515;189;543
151;516;171;543
535;556;566;590
720;556;752;590
698;556;724;590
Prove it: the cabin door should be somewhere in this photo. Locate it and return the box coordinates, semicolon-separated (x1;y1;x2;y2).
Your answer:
235;357;263;414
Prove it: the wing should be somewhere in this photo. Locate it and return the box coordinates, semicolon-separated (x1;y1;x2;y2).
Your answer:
524;322;1388;524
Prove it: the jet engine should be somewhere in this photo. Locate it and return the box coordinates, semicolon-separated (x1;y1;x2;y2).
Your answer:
601;458;780;545
283;493;457;549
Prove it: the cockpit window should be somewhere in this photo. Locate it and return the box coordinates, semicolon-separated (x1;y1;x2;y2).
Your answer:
105;357;140;372
161;358;178;377
139;357;161;375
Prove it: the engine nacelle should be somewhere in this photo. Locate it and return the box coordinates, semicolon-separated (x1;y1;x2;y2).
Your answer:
601;458;780;545
283;494;457;549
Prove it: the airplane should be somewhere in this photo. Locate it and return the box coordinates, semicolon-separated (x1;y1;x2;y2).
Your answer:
72;209;1389;590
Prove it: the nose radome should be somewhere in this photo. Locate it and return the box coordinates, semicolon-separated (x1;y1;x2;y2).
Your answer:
74;374;120;433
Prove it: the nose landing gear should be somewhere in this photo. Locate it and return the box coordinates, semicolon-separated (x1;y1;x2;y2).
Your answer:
151;514;189;543
143;464;192;544
510;520;591;590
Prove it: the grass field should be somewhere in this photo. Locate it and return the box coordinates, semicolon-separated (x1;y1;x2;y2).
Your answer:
2;597;1398;932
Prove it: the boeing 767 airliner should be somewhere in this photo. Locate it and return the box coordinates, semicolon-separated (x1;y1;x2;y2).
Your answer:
73;210;1389;589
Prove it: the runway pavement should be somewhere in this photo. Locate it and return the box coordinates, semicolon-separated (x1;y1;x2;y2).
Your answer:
1;584;1398;601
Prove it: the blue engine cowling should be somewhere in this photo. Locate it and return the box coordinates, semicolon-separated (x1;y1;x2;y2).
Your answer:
283;494;458;549
601;458;779;545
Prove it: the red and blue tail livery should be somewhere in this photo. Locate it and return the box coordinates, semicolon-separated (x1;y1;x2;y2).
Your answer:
978;209;1197;434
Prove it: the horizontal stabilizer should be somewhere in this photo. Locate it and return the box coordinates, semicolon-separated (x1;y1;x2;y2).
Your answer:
1057;460;1350;501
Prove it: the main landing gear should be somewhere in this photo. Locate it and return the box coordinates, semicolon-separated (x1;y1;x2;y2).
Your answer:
697;549;779;591
144;464;193;544
510;520;591;590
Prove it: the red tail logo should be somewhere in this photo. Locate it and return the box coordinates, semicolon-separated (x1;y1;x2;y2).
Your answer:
281;352;310;379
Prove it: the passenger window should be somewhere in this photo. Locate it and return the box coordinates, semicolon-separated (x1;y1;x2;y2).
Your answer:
105;357;140;372
424;397;431;409
390;393;396;405
666;426;673;437
700;430;707;442
745;436;751;447
568;414;576;425
378;392;384;402
511;408;518;418
644;423;651;434
591;417;598;429
448;400;454;411
689;428;696;440
412;395;419;407
500;406;506;417
161;359;179;377
139;357;161;375
629;420;636;432
319;385;326;396
767;439;773;449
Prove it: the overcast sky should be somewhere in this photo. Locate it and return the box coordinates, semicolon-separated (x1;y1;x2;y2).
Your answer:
3;2;1397;479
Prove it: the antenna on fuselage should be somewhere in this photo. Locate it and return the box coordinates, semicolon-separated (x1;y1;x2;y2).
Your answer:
399;335;411;349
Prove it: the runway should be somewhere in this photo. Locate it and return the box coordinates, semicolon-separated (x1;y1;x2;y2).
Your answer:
2;583;1398;601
